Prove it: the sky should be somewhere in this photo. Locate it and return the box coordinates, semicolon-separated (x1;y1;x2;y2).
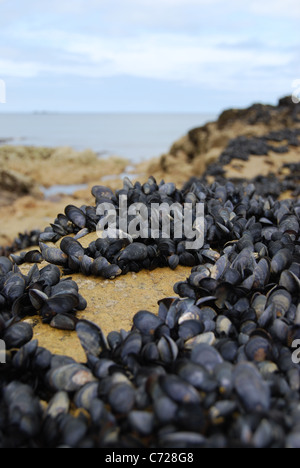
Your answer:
0;0;299;113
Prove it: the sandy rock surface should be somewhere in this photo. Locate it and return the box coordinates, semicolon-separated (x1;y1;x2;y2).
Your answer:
1;96;299;362
18;233;191;362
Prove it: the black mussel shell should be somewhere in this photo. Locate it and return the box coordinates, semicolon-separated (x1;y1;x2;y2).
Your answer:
3;322;33;349
117;243;148;263
233;362;270;413
133;310;164;336
65;205;86;229
76;320;108;357
39;243;68;267
60;237;85;258
47;363;96;392
0;256;13;275
50;313;78;331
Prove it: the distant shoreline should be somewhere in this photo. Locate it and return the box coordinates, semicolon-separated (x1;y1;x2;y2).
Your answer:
0;113;216;163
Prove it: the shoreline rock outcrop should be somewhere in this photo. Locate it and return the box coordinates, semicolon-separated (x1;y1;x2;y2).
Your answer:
144;96;300;185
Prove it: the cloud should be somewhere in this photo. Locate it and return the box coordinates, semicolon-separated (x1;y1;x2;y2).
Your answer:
249;0;300;19
0;0;299;111
0;29;296;91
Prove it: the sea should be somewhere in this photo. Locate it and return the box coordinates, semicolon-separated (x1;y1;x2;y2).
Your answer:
0;113;215;163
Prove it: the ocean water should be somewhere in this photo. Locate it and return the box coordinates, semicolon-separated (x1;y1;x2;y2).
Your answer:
0;113;215;163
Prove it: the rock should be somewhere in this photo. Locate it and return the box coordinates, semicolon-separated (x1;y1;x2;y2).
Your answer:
0;167;40;196
143;96;300;185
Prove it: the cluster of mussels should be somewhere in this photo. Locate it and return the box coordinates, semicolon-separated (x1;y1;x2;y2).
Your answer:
0;230;42;258
0;259;87;331
202;128;300;198
0;176;300;448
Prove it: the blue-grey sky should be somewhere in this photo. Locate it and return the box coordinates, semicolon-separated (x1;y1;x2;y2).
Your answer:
0;0;299;113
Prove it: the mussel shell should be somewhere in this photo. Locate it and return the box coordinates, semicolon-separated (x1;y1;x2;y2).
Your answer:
128;411;155;436
178;319;205;341
159;182;176;196
80;255;94;276
133;310;164;336
168;255;180;270
39;231;60;243
92;185;114;203
3;382;42;437
244;336;273;362
11;294;35;318
50;222;67;237
209;400;237;421
42;293;79;316
233;362;270;413
108;383;136;414
3;322;33;348
39;243;68;267
65;205;86;229
120;331;142;360
191;343;223;372
10;254;24;266
107;330;122;351
279;270;300;294
29;289;49;310
157;297;177;321
2;273;26;302
76;320;108;357
179;252;196;267
216;315;234;337
153;396;178;424
47;363;96;392
0;256;13;275
74;382;99;411
77;294;88;311
50;313;78;331
176;360;218;392
12;339;38;369
23;250;44;264
46;391;70;418
141;342;160;361
271;248;293;275
60;237;85;258
100;264;122;279
39;264;61;287
267;288;292;317
159;374;201;404
90;256;109;276
51;279;79;296
117;243;148;263
157;335;178;363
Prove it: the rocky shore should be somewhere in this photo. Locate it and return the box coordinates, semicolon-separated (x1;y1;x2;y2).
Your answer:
0;96;300;448
1;96;299;247
143;95;300;185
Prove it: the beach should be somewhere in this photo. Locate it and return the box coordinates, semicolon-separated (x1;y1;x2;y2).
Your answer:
1;97;299;247
1;96;300;448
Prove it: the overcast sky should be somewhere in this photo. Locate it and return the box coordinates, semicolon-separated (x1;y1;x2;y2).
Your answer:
0;0;299;112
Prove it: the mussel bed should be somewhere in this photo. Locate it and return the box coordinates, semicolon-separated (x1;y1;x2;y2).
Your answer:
0;175;300;448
